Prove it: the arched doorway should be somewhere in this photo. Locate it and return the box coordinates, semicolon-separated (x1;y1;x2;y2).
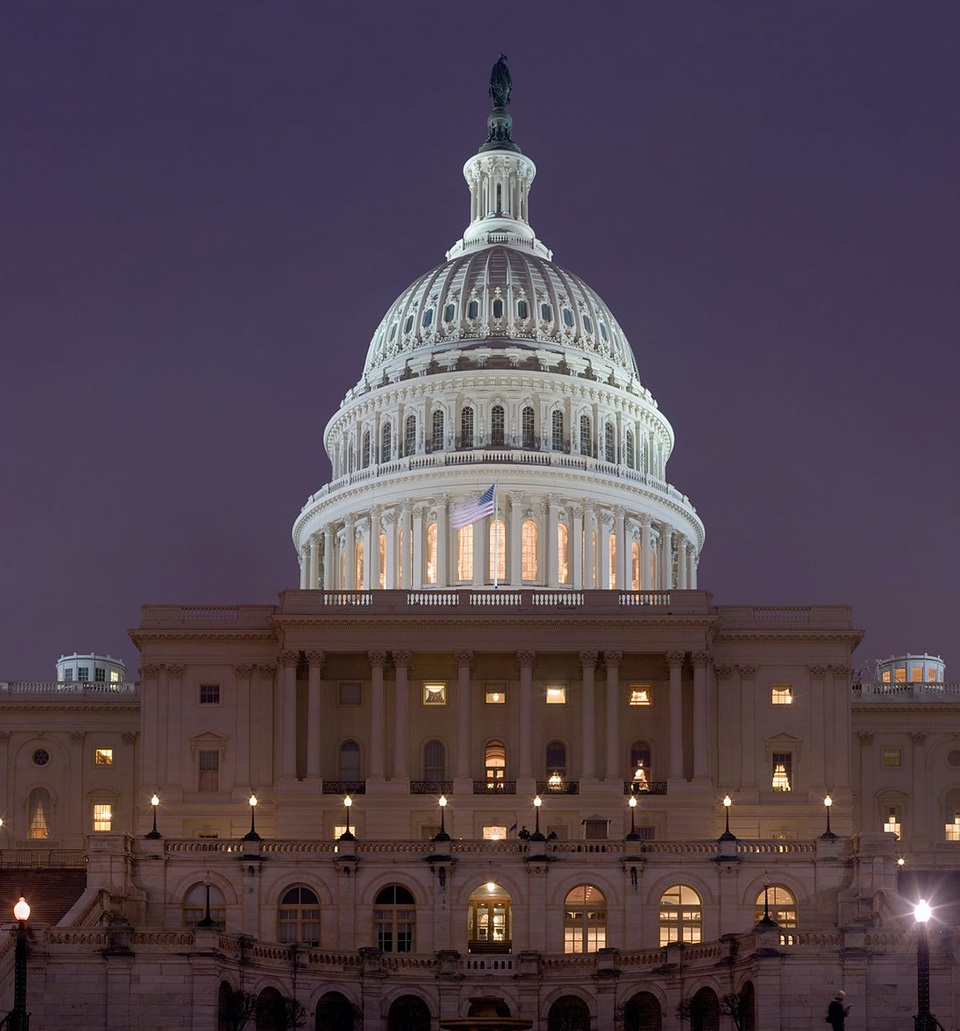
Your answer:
689;986;720;1031
547;994;590;1031
624;991;662;1031
740;981;756;1031
316;991;355;1031
467;882;512;952
255;987;286;1031
387;994;430;1031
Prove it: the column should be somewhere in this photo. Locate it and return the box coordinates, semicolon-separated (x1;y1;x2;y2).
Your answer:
140;664;162;790
518;651;535;780
599;512;612;589
677;537;688;589
235;664;254;790
639;516;652;591
344;516;357;590
281;650;298;780
739;666;758;790
583;505;596;588
667;651;685;781
615;506;627;590
547;495;560;587
509;491;523;586
412;504;425;588
831;665;852;792
383;510;397;589
156;665;169;787
257;663;277;789
370;507;382;589
660;526;673;589
323;525;335;589
808;665;827;793
309;536;320;589
688;549;697;589
368;651;387;780
714;666;737;790
691;652;709;780
298;549;308;589
571;504;584;589
472;518;485;587
400;504;413;588
436;494;449;586
455;651;473;780
605;650;622;779
306;652;324;780
392;651;410;780
166;664;184;790
580;651;597;780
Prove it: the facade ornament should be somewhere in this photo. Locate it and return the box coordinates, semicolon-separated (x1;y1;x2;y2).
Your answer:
258;663;278;678
305;651;325;669
910;732;927;745
857;733;874;745
517;650;536;668
122;731;139;744
690;651;709;668
69;731;84;744
139;664;162;679
368;651;388;669
739;666;758;679
605;650;623;667
234;664;256;678
0;731;9;743
579;650;598;668
809;665;827;678
455;650;474;668
392;650;411;669
280;651;299;669
714;665;736;680
166;665;185;679
666;651;685;668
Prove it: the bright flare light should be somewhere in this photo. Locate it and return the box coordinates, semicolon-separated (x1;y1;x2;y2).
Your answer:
915;899;932;923
248;793;257;807
723;795;732;808
13;897;29;921
151;794;159;807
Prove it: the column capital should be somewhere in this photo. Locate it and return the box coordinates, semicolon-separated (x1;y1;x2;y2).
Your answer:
166;664;185;679
69;730;84;744
381;508;398;526
139;664;163;679
739;665;758;679
122;730;139;745
856;732;874;745
548;493;562;508
258;662;278;677
306;650;325;669
666;650;685;668
690;651;710;669
517;650;536;669
808;665;827;678
392;649;411;669
714;665;736;680
509;490;525;506
234;664;256;678
368;650;388;669
579;650;598;669
910;732;927;745
280;650;299;669
831;665;855;679
639;514;651;528
604;649;623;668
570;504;584;520
455;650;474;668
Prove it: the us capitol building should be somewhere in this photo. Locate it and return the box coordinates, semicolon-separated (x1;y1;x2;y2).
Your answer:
1;60;958;1031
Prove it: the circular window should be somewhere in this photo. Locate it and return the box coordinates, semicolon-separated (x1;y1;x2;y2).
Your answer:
32;748;50;767
947;750;960;768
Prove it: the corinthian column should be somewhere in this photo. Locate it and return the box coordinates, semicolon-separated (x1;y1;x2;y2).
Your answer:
667;651;684;781
368;651;387;780
605;650;622;779
580;651;598;780
517;651;535;781
691;651;709;780
392;651;410;780
640;516;652;590
455;651;473;782
280;650;298;780
306;651;324;780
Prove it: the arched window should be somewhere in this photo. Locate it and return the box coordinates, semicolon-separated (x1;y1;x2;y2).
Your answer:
381;422;392;463
387;996;430;1031
315;992;355;1031
485;740;506;788
552;410;564;451
579;414;592;456
489;519;506;581
426;522;438;584
27;787;51;840
604;422;616;463
379;533;386;589
278;885;320;945
625;430;635;469
467;882;511;952
404;415;416;456
564;885;606;953
491;405;505;447
338;740;361;782
361;431;371;469
630;741;652;786
689;987;720;1031
492;297;504;318
374;885;415;952
255;988;285;1031
609;534;617;588
659;884;702;945
432;410;444;451
355;539;365;589
558;522;570;584
521;520;538;581
461;407;475;448
522;406;535;448
457;525;474;581
631;542;641;590
754;886;798;928
548;996;590;1031
183;882;226;928
423;740;446;783
546;740;567;779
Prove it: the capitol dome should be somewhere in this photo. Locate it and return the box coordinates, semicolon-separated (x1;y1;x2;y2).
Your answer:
293;60;703;593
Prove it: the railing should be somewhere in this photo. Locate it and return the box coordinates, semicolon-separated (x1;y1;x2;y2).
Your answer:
472;780;517;795
410;780;453;794
0;849;86;868
623;781;668;795
0;682;139;697
853;682;960;701
536;780;580;795
321;781;366;795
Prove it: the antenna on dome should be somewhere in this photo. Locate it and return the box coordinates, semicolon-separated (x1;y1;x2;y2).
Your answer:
481;54;521;154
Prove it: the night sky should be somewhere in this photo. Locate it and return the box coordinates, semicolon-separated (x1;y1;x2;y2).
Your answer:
3;3;958;681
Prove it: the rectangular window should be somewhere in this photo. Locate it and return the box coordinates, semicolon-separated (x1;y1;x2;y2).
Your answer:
881;748;902;767
771;685;793;705
771;753;792;792
883;807;901;838
629;685;652;706
546;685;566;705
912;667;923;683
77;667;90;681
339;682;362;705
94;748;113;765
895;668;907;683
946;815;960;841
198;750;220;792
64;669;74;682
199;683;220;705
94;667;106;682
93;803;112;832
457;524;474;581
929;669;939;682
485;684;506;704
882;671;891;683
110;670;120;683
423;683;447;706
483;825;507;841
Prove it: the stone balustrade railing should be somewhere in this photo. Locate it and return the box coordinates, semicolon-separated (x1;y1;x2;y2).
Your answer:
853;682;960;701
0;682;139;697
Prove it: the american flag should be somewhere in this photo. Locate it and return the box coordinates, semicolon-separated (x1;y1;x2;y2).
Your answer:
450;485;496;529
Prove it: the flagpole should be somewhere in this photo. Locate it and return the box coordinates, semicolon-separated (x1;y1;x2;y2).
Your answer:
493;482;500;589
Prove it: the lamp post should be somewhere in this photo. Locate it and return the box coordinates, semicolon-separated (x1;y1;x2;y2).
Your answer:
754;883;778;931
145;793;162;839
626;795;641;841
719;794;736;842
914;899;935;1031
340;795;355;842
243;793;261;842
434;795;450;842
820;794;837;840
196;881;217;929
10;895;30;1030
530;795;545;843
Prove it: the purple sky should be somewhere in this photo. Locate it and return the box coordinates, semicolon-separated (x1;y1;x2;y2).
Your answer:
3;3;958;680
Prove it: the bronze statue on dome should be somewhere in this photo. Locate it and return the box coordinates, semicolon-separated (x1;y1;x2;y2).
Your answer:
489;53;512;109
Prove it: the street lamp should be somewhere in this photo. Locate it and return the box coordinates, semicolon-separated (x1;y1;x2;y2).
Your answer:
530;795;545;843
340;795;355;841
914;898;936;1031
754;883;778;931
9;896;30;1030
243;793;261;842
626;795;641;842
434;795;450;842
820;794;837;840
719;794;736;842
145;794;162;839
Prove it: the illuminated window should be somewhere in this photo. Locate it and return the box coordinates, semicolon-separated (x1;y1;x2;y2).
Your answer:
110;670;120;683
631;541;640;590
423;683;447;706
355;538;365;588
564;885;606;953
521;406;535;447
199;683;220;704
374;885;415;952
895;668;906;683
659;885;702;945
912;667;923;683
558;523;570;584
457;525;474;580
379;533;386;588
881;748;901;767
338;682;361;705
467;883;511;951
426;522;437;584
630;741;652;785
945;814;960;841
28;787;51;840
485;740;506;786
928;668;939;682
545;740;567;781
491;405;505;446
592;530;598;584
483;825;507;841
278;885;320;945
882;670;891;683
461;406;474;448
754;886;797;927
771;685;793;705
183;883;225;928
485;685;506;704
94;748;113;765
546;685;566;705
432;410;444;451
93;803;112;832
609;534;617;588
771;753;792;792
198;750;219;792
551;410;564;450
629;686;652;706
404;415;416;456
883;807;901;838
489;519;506;581
521;520;538;580
423;740;445;783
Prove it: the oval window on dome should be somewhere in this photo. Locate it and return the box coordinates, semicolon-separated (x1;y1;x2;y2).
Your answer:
468;300;480;320
422;308;434;328
562;308;574;329
404;315;414;334
541;302;552;321
582;315;593;333
599;321;608;341
517;300;529;319
492;298;504;318
444;303;456;322
389;322;398;342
